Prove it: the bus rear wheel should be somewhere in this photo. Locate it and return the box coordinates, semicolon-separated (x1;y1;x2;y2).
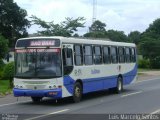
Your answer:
31;97;42;103
115;77;123;94
73;82;82;103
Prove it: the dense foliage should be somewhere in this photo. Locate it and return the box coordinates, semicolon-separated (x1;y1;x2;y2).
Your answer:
128;31;141;45
106;30;128;42
138;59;150;69
139;19;160;68
84;20;129;42
0;60;4;79
84;20;106;38
2;62;14;87
0;34;8;60
0;0;30;47
31;15;85;37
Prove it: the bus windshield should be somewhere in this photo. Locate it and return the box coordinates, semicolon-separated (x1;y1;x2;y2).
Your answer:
15;48;62;79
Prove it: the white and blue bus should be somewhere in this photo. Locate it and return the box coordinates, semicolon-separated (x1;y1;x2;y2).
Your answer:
13;37;137;102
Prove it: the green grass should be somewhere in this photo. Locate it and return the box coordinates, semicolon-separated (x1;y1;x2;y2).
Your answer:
138;68;151;72
0;80;12;95
138;72;145;75
138;68;160;72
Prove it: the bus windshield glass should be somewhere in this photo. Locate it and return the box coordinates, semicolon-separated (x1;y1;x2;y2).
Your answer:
15;48;62;79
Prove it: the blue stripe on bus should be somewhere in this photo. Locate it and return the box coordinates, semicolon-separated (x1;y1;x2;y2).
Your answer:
64;64;137;95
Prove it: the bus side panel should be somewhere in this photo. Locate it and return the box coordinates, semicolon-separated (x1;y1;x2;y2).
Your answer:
63;76;75;96
82;63;137;93
103;76;117;89
62;64;137;97
82;78;104;93
123;75;136;85
63;76;104;95
123;64;137;85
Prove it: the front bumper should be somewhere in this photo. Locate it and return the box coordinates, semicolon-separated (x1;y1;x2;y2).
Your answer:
13;88;62;98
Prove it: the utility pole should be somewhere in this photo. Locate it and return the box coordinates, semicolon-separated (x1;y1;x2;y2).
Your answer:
92;0;97;24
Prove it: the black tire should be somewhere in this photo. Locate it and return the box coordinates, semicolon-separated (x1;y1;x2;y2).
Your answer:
31;97;42;103
73;82;82;103
115;77;123;94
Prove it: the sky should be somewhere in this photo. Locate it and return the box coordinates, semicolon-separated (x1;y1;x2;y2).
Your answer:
14;0;160;35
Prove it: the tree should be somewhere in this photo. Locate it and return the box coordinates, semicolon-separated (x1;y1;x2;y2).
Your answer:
106;30;128;42
128;31;141;45
0;34;8;68
31;15;85;37
84;32;106;38
89;20;106;32
3;62;14;87
139;18;160;68
143;18;160;39
84;20;106;38
140;18;160;43
140;39;160;68
0;0;30;47
84;21;129;42
0;34;8;60
73;33;79;37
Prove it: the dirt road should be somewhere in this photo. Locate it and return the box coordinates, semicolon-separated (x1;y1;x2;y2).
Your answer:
138;70;160;81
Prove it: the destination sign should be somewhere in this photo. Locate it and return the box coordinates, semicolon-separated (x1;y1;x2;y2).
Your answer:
30;41;55;46
16;39;60;47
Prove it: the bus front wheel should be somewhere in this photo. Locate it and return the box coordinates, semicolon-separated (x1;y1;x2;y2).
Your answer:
31;97;42;103
73;82;82;103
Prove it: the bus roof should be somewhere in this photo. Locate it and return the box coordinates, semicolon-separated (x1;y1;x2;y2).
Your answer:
17;36;136;47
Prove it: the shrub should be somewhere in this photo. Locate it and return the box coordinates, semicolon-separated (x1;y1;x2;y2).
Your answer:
0;70;3;80
0;60;5;79
0;59;4;68
150;56;160;69
0;34;8;59
138;59;150;69
2;62;14;87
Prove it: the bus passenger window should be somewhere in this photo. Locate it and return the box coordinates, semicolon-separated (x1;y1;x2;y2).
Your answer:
134;48;137;62
84;45;93;65
118;47;125;63
131;48;136;62
94;46;102;64
62;48;73;75
74;45;83;65
125;47;131;63
111;47;118;63
103;46;111;64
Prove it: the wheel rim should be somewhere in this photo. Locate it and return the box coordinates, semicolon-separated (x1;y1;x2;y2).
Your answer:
118;80;122;91
75;86;81;97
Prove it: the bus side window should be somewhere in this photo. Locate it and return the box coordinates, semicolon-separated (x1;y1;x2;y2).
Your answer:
62;48;73;75
74;45;83;65
131;48;136;62
94;46;102;64
134;48;137;62
103;46;111;64
125;47;131;63
111;46;118;64
118;47;125;63
84;45;93;65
